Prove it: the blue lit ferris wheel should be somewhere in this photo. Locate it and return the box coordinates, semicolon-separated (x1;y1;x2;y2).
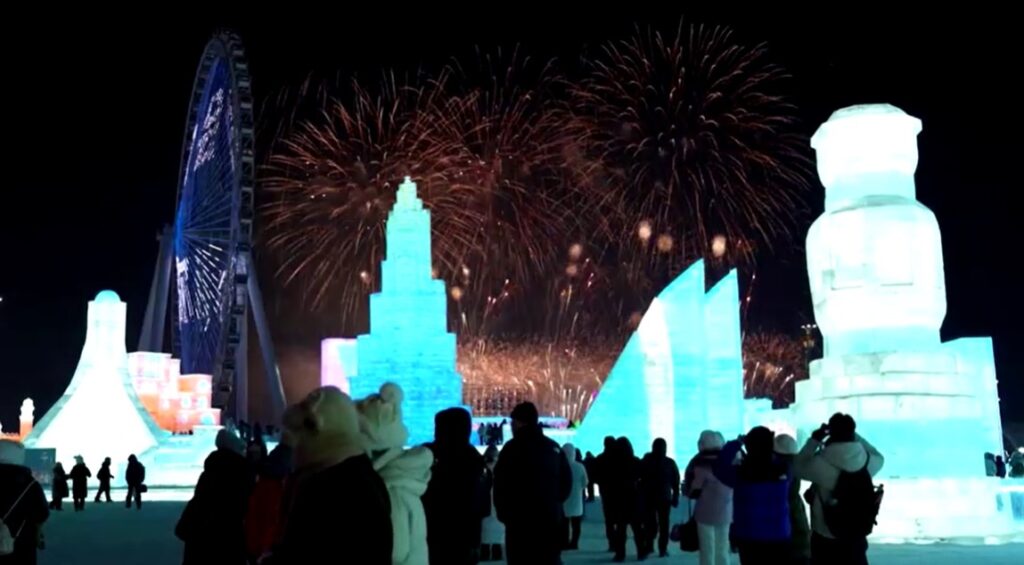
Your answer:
139;31;284;422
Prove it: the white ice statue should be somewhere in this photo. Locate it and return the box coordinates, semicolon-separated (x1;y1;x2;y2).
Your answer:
789;104;1017;540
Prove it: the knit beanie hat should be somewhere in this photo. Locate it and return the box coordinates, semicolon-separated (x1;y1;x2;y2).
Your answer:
356;382;408;451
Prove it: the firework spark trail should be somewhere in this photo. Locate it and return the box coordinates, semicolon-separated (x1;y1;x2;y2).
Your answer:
572;21;810;273
743;332;807;406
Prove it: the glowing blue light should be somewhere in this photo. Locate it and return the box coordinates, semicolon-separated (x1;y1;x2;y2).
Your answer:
351;177;463;445
575;261;745;463
95;290;121;303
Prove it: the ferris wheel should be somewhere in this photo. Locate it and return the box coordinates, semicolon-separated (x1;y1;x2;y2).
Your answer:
139;31;284;422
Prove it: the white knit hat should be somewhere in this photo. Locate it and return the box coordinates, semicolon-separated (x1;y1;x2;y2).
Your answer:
774;434;798;456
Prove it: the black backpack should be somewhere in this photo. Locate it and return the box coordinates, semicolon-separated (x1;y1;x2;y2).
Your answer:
822;457;884;539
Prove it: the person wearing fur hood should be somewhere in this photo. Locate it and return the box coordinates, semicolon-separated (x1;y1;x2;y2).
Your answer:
264;386;392;565
356;383;434;565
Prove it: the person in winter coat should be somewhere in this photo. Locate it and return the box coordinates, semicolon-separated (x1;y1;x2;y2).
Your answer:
422;407;488;565
713;426;792;564
0;440;49;565
593;436;617;551
493;402;572;565
793;413;883;565
245;434;293;563
604;437;646;562
175;428;255;565
68;456;91;511
124;455;145;509
641;437;680;557
357;383;433;565
683;430;733;565
265;386;392;565
94;457;112;503
995;455;1007;478
774;434;810;565
561;443;588;550
479;446;504;562
49;463;68;511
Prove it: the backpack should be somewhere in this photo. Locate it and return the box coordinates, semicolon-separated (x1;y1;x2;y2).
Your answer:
822;457;883;539
1;481;36;556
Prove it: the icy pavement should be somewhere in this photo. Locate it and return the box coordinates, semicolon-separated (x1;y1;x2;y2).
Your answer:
38;496;1023;565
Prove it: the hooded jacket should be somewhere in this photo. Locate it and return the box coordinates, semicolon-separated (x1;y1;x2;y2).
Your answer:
562;443;588;518
684;432;732;526
713;439;791;542
793;435;884;539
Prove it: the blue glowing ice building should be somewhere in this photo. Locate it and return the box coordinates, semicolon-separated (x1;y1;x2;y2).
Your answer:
349;177;463;444
574;261;745;463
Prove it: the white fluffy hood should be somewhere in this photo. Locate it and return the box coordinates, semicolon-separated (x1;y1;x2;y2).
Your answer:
821;440;870;473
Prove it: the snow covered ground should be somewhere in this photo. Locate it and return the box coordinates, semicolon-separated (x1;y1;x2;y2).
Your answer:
36;491;1024;565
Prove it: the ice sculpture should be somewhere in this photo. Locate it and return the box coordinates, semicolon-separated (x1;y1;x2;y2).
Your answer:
127;352;221;432
350;177;462;444
26;291;167;468
320;338;357;394
575;261;745;463
788;104;1015;540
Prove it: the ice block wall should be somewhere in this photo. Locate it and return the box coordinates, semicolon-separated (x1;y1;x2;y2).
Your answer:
352;178;463;444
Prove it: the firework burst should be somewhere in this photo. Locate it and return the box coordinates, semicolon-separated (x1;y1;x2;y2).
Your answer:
573;21;810;275
743;332;808;406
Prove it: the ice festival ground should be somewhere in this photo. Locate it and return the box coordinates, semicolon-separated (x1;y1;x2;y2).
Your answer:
39;490;1022;565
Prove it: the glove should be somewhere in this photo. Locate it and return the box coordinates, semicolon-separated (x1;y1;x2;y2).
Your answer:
811;424;829;442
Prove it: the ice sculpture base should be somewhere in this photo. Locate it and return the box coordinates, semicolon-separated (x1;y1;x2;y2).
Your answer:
871;478;1021;542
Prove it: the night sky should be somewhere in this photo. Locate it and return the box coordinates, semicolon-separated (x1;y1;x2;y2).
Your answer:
2;8;1020;428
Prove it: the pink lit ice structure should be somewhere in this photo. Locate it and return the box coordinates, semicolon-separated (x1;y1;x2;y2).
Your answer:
127;352;221;433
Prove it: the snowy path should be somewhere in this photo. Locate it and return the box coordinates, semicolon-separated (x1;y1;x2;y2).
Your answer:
38;499;1023;564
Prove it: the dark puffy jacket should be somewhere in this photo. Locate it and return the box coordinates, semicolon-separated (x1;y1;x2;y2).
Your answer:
641;450;680;505
422;408;489;565
713;440;791;542
0;463;49;565
493;425;572;532
176;449;256;565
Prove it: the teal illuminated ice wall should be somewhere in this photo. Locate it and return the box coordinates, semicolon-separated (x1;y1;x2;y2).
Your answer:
352;177;462;444
574;261;745;462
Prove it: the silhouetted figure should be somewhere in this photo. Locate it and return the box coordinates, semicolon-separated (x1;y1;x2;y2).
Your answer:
0;440;50;565
245;434;293;563
714;427;792;564
68;456;91;511
594;435;617;551
995;455;1007;478
583;451;597;502
176;429;255;565
125;454;146;509
49;463;68;511
641;437;680;558
480;446;504;562
493;402;572;565
775;434;811;565
605;437;646;562
984;452;997;476
264;386;392;565
94;457;112;503
423;408;489;565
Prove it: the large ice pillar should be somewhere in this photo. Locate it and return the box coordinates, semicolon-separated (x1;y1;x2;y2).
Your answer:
575;261;745;462
26;291;166;468
351;177;462;444
789;104;1014;540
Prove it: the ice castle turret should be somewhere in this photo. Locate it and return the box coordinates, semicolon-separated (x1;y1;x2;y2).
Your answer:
26;290;166;467
575;261;745;463
789;104;1016;540
351;177;462;444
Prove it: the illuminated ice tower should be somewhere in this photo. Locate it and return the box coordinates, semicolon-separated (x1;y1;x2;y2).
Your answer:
26;291;166;468
352;177;462;444
790;104;1014;540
